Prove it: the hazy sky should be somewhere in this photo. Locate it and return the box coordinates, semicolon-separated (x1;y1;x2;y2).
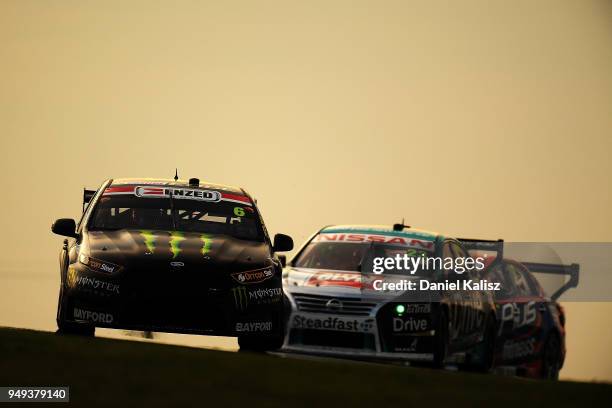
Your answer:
1;0;611;381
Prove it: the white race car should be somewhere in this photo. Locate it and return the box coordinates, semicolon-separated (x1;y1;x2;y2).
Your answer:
281;224;497;369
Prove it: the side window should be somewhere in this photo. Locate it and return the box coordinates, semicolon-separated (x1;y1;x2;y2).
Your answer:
489;262;518;300
525;272;546;297
450;242;467;258
505;264;523;296
78;184;105;232
507;264;540;297
440;241;453;279
442;241;453;258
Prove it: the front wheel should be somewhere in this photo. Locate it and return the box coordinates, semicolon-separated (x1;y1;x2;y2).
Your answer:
540;334;561;380
56;287;95;337
57;320;95;337
471;315;496;372
238;334;283;352
433;310;448;368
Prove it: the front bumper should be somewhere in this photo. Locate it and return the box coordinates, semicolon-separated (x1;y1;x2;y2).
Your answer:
281;292;438;362
62;263;284;337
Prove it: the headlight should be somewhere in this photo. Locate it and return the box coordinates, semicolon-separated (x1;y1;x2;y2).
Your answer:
78;253;90;265
79;253;121;274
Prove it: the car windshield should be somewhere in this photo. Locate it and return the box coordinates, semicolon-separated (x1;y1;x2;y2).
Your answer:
294;239;433;276
88;185;264;241
294;242;369;271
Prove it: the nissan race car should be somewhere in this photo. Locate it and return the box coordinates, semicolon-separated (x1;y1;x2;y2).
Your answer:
51;177;293;351
461;240;579;379
281;224;497;370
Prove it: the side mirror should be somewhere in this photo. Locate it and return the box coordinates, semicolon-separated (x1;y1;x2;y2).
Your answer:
272;233;293;252
52;218;77;238
278;254;287;268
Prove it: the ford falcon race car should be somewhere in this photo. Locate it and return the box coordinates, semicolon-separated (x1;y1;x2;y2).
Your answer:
281;224;498;370
461;240;579;379
52;177;293;351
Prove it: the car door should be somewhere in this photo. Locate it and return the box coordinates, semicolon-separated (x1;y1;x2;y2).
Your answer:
450;241;486;349
441;240;462;350
491;261;541;365
508;263;544;363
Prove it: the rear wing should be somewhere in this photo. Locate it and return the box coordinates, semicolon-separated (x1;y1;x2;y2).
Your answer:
458;238;504;260
521;262;580;301
83;189;96;212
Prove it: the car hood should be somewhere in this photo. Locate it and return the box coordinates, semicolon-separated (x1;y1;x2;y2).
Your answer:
80;229;272;272
283;267;426;300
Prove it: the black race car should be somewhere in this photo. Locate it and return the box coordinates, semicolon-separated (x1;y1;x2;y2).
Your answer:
51;177;293;351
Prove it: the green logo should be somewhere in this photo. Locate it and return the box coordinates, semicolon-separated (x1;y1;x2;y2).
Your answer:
232;287;248;311
138;231;212;258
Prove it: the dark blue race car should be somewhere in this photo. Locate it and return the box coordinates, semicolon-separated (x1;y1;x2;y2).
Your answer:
461;239;579;380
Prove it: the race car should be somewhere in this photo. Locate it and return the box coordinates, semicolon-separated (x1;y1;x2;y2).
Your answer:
51;177;293;351
460;240;579;379
281;224;498;370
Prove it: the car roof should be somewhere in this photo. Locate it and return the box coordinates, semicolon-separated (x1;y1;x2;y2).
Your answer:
109;178;246;195
320;224;441;241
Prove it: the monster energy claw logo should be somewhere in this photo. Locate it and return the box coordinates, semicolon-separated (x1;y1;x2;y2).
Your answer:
232;287;249;311
169;232;185;259
138;231;211;258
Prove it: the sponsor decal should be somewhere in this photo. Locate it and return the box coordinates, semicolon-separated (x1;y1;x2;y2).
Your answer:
140;230;157;254
498;301;537;335
72;275;120;295
232;287;282;311
135;186;221;202
305;272;363;288
394;338;419;352
392;317;429;332
502;338;536;360
103;185;252;206
87;258;118;274
232;287;249;311
314;233;434;250
201;235;212;257
138;231;212;257
401;303;431;314
169;232;186;259
249;287;282;302
291;315;375;333
235;321;273;332
231;267;275;285
79;254;120;274
73;308;114;324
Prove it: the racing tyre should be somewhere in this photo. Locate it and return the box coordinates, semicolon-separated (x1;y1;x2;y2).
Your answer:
433;310;448;368
467;314;496;373
57;321;95;337
238;334;283;352
541;334;561;380
56;287;95;337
